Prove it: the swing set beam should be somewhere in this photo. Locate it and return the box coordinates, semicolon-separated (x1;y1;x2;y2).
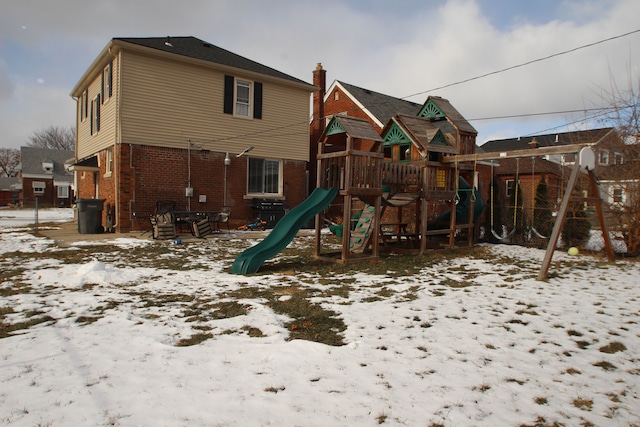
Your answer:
442;143;588;163
441;144;614;281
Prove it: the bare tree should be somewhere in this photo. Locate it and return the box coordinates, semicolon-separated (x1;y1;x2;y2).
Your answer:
597;73;640;254
0;148;20;177
27;126;76;151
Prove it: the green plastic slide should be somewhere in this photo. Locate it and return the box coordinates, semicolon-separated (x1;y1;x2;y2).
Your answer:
231;187;338;274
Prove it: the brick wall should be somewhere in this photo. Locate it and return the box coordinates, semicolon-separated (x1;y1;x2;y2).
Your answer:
107;144;308;232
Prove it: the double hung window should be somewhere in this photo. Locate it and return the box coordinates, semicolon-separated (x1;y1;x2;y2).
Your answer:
235;80;251;117
223;75;262;119
248;158;281;195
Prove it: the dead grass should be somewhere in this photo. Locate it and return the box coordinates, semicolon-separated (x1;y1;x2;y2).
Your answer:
599;341;627;354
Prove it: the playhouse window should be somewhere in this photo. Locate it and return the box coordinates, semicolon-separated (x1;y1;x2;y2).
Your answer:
437;169;446;188
399;144;411;161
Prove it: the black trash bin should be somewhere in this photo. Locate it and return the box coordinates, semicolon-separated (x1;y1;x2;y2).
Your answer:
77;199;105;234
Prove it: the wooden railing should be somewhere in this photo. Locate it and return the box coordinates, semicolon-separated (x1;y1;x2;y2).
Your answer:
318;152;457;198
318;150;383;194
382;162;422;186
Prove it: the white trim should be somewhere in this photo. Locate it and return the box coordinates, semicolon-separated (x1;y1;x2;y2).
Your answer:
324;81;384;129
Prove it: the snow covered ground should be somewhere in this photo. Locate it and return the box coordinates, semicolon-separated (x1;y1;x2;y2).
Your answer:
1;209;639;426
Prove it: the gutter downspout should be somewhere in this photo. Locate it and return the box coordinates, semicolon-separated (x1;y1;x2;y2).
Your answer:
71;95;79;220
110;47;120;230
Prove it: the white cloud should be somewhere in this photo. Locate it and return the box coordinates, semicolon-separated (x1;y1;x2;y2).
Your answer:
0;0;639;148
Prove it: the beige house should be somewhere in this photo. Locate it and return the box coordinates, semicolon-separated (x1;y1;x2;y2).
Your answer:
70;36;316;233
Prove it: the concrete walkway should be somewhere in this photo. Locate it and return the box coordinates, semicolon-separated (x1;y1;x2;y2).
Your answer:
35;220;311;245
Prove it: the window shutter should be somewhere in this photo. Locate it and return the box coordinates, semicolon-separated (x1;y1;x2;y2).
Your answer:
223;75;234;114
90;101;94;135
101;72;105;104
253;82;262;119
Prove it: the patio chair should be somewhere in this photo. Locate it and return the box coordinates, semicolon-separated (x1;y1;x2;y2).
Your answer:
217;206;231;232
192;215;213;238
150;212;176;240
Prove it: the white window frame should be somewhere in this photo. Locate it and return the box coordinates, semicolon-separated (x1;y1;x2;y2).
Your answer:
91;95;100;135
612;188;624;204
235;80;251;117
506;179;514;198
103;62;112;101
598;149;609;165
247;157;282;196
104;149;113;177
32;181;46;196
80;90;89;122
614;152;624;165
57;185;70;199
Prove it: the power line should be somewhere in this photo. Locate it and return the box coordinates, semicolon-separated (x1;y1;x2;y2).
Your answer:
469;106;621;121
524;103;639;137
400;28;640;101
192;28;640;146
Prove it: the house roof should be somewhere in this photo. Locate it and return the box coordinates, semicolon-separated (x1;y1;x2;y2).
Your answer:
492;157;567;176
326;115;384;142
20;147;74;182
0;177;20;191
72;36;315;96
331;81;421;127
481;128;616;152
391;115;457;154
425;96;477;135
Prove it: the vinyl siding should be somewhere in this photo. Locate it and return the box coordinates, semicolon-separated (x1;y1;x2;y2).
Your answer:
119;51;311;161
76;56;118;160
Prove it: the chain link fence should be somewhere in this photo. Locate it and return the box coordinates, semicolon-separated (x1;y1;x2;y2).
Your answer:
0;199;75;233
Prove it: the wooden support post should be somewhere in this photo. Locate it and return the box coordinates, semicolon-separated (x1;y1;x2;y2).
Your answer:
538;161;581;281
420;166;428;254
372;195;381;258
341;195;352;262
448;199;456;248
588;170;615;262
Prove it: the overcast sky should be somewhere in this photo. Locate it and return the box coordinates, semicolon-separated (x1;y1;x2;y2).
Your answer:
1;0;638;150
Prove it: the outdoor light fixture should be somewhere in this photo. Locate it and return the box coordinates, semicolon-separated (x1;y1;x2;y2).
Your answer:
224;153;231;166
237;146;254;157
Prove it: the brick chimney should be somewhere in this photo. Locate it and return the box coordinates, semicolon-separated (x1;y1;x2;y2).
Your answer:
309;63;326;191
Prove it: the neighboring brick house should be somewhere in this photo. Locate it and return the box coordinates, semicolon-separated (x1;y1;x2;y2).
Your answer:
0;177;20;206
480;128;625;211
19;147;74;207
70;36;317;233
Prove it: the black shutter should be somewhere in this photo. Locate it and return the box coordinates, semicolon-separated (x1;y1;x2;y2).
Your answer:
223;75;234;114
101;72;105;104
253;82;262;119
90;101;93;135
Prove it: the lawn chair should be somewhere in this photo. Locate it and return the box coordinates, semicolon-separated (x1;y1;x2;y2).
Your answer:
150;212;176;239
192;215;213;238
212;206;231;232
